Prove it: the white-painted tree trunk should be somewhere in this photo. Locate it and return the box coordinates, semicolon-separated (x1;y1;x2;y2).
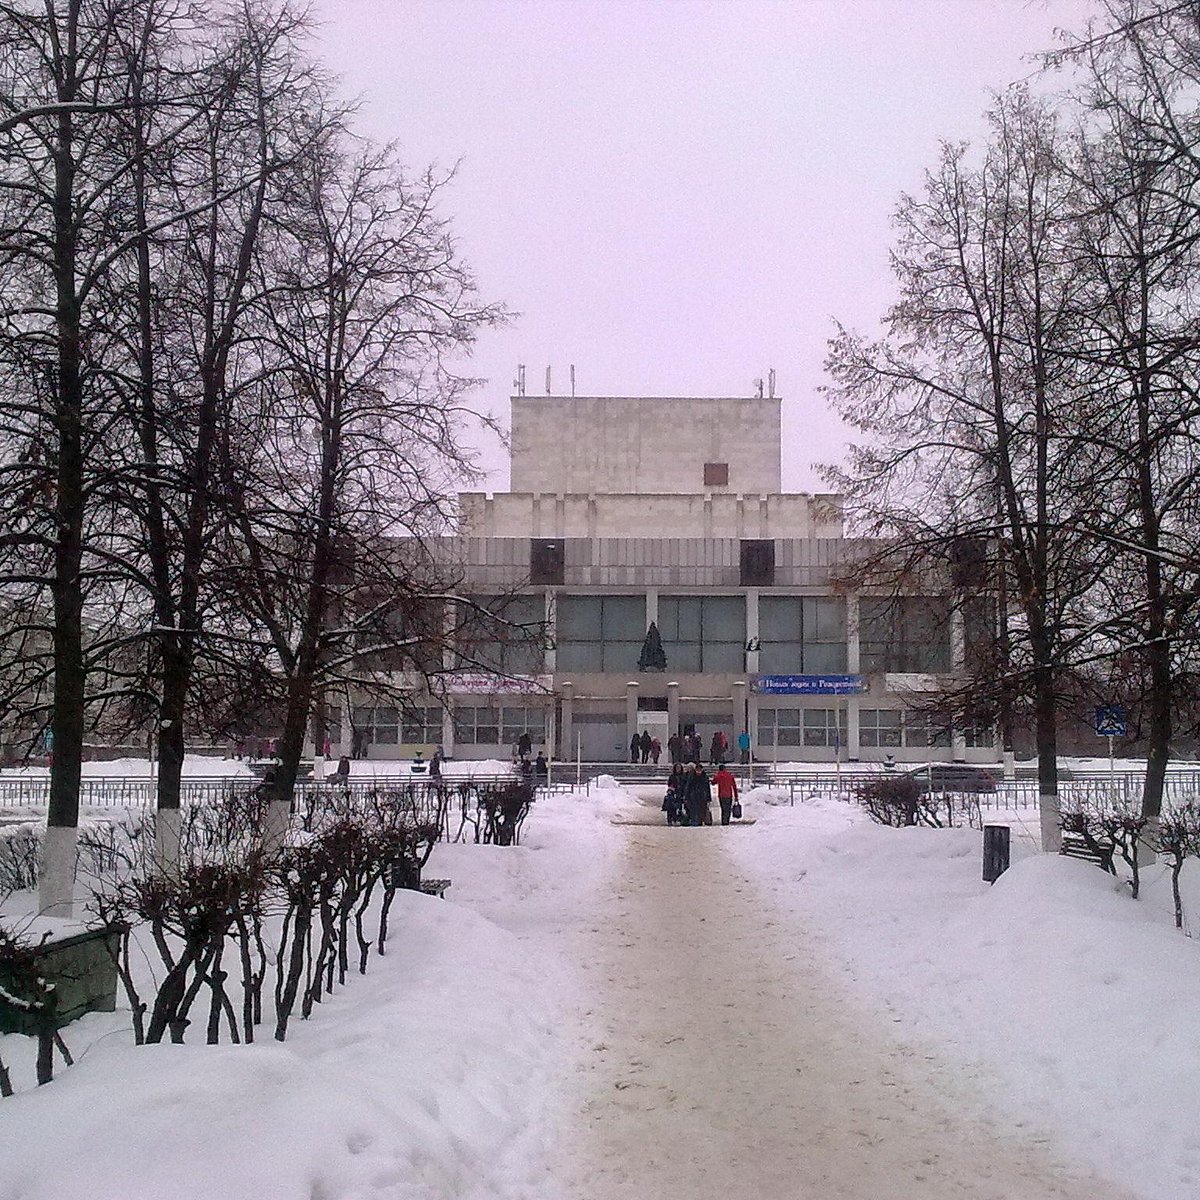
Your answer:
1039;791;1062;853
154;808;182;874
37;825;79;917
264;800;291;854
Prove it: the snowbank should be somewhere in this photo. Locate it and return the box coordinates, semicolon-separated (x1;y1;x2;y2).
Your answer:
731;801;1200;1200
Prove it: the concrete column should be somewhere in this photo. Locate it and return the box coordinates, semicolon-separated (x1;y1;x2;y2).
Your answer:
544;588;557;673
625;680;639;755
560;682;574;762
847;697;861;761
731;680;748;743
846;593;861;674
667;680;680;740
950;603;966;761
441;705;456;757
645;588;658;627
745;588;760;674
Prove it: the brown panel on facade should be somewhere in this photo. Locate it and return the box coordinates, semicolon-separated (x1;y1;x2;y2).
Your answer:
530;538;565;585
703;461;729;487
740;539;776;587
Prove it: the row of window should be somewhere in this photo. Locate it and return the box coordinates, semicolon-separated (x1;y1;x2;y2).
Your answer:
758;707;995;749
343;702;993;749
348;705;547;746
463;594;963;676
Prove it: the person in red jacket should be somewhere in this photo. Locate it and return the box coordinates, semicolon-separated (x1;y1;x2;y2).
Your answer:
712;764;739;826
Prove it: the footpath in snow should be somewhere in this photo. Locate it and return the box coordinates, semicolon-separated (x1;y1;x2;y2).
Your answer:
547;801;1132;1200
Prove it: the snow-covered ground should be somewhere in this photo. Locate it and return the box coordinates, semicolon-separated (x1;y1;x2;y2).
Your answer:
3;778;1198;1198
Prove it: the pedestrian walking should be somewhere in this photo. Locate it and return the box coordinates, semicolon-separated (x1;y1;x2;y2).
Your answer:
630;733;641;764
713;763;739;826
668;733;683;765
534;751;549;779
662;763;685;825
737;730;751;765
709;731;723;766
650;736;662;765
686;763;713;826
430;747;443;779
640;730;652;764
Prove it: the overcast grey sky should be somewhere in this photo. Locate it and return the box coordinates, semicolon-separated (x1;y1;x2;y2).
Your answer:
309;0;1095;493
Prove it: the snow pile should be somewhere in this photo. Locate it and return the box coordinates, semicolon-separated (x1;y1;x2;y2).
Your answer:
0;890;563;1200
732;804;1200;1200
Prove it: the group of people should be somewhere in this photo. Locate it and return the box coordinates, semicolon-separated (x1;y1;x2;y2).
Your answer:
629;731;663;764
514;731;550;779
662;761;741;827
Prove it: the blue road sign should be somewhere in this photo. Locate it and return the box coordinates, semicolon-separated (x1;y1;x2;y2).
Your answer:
1094;705;1127;738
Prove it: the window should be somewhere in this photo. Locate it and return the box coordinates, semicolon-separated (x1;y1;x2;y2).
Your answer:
740;539;775;586
461;595;546;675
960;721;995;748
858;708;902;748
499;705;547;746
804;708;846;748
400;706;443;744
858;597;951;674
351;706;398;745
453;705;499;745
703;461;729;487
556;594;646;673
758;596;847;674
859;708;953;749
659;595;746;673
454;705;543;746
530;539;565;586
757;707;846;748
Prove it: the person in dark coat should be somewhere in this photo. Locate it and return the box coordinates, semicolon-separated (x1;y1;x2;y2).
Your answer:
709;731;724;766
639;730;652;764
430;748;443;779
518;731;532;759
668;733;683;765
662;763;684;825
534;751;548;779
684;762;713;826
630;733;641;763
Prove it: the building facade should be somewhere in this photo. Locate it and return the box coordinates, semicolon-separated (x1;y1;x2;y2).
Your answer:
337;393;995;764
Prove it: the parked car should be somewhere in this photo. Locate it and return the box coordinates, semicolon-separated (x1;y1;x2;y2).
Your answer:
901;763;1000;793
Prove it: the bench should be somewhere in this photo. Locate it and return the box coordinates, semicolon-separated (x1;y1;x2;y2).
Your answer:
419;878;452;899
1060;832;1115;867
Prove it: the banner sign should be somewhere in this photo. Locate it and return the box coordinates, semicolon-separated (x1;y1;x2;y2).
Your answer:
441;672;553;696
751;674;866;696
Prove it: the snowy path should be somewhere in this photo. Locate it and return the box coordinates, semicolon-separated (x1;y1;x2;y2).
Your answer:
550;820;1132;1200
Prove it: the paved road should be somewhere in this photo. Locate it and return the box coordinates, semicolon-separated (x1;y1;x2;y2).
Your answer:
552;821;1133;1200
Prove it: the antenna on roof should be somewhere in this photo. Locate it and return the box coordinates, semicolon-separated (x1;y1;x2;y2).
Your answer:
545;365;552;395
514;364;526;396
753;378;764;399
570;364;576;397
768;368;776;398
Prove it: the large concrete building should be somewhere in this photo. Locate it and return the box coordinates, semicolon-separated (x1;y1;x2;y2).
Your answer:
339;392;994;764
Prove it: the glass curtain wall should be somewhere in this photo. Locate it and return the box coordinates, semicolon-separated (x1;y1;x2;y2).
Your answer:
858;597;951;673
758;596;847;673
658;595;745;672
556;595;646;673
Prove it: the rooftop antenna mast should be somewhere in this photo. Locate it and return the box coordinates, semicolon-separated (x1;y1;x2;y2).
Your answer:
570;364;576;397
768;367;776;398
514;364;526;396
545;365;552;395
